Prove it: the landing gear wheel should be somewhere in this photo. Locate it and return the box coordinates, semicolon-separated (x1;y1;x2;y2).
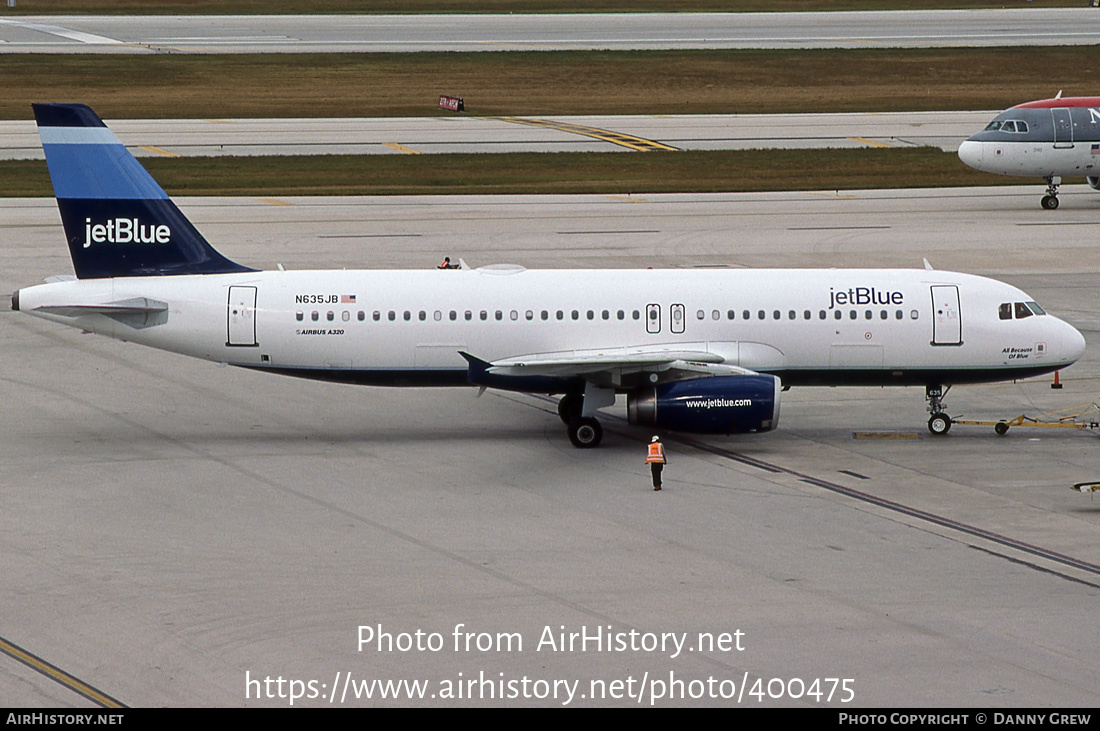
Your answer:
558;393;583;424
1042;176;1061;210
928;412;952;435
994;421;1009;436
568;417;603;448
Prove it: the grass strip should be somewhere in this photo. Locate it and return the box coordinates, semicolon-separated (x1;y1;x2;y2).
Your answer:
0;148;1039;198
2;48;1097;121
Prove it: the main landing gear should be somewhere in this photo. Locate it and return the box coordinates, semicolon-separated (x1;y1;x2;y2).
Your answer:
558;391;605;448
1041;176;1061;210
558;391;611;448
926;384;952;435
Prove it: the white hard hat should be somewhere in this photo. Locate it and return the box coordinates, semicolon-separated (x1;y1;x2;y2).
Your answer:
652;436;660;442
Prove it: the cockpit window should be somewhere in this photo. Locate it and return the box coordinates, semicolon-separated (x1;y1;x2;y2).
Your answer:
1001;302;1047;320
984;120;1028;134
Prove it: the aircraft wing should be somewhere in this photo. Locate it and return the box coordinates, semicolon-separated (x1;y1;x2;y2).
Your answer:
474;343;759;389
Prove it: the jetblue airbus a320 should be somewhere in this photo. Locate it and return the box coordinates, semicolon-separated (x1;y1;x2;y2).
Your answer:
13;104;1086;447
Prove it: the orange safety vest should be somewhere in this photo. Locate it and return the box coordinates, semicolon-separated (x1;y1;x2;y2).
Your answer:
645;442;666;464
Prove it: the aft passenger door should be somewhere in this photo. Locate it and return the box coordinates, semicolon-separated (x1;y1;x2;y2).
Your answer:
930;285;962;346
227;285;258;347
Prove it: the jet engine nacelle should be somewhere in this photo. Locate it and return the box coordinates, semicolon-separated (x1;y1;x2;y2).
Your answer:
1087;176;1100;192
627;375;781;435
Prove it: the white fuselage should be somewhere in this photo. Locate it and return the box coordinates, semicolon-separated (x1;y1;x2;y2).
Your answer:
15;266;1085;390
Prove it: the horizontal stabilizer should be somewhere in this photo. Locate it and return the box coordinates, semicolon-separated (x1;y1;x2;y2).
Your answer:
34;297;169;329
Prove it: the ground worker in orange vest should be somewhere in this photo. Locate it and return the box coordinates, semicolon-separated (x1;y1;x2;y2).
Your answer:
646;436;666;491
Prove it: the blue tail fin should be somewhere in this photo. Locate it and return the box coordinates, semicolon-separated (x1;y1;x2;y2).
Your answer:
33;103;254;279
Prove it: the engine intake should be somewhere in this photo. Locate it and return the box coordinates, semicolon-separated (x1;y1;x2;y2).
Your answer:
1087;176;1100;192
627;375;781;435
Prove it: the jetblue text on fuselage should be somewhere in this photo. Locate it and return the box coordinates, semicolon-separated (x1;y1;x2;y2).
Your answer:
829;287;904;310
83;218;171;248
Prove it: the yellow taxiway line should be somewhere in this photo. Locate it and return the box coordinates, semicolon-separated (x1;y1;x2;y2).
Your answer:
0;636;126;708
498;117;677;152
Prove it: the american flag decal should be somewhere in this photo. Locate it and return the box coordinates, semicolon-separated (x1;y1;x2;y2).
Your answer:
341;294;356;303
1091;144;1100;155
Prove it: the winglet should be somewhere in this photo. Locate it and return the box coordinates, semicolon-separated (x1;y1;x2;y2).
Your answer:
33;103;255;279
459;351;491;379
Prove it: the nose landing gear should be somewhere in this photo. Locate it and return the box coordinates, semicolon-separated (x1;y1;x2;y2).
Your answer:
927;384;953;435
1041;176;1061;210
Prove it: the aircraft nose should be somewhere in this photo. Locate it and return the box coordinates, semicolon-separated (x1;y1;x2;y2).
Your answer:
1063;321;1087;365
957;140;983;169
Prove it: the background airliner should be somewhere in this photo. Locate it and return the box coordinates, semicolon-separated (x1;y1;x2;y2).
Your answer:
958;95;1100;209
13;104;1087;447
